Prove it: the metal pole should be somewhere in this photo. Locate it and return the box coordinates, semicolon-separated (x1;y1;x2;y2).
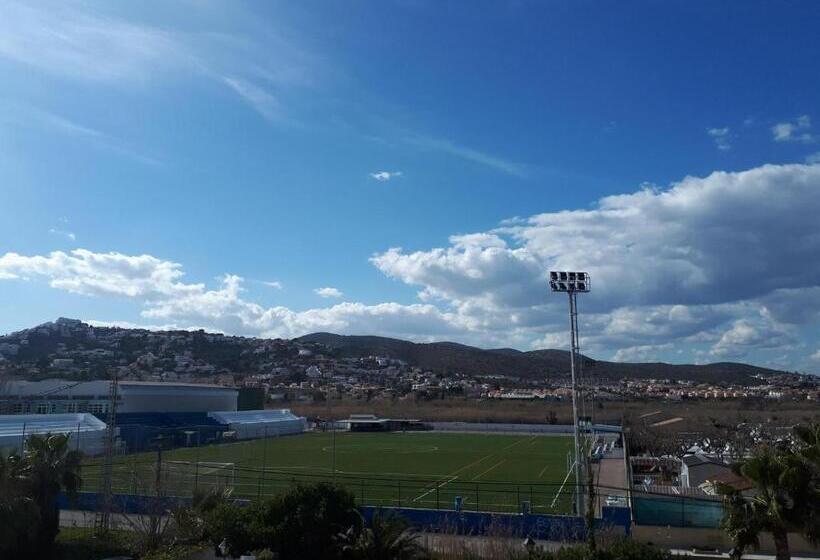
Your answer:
260;426;268;498
332;420;337;484
20;422;26;455
569;290;584;517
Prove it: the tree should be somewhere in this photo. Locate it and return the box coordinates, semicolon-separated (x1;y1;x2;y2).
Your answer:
719;425;820;560
336;511;426;560
0;453;40;557
23;433;83;559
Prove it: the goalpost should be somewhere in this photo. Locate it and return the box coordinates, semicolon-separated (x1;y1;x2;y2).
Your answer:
165;460;236;494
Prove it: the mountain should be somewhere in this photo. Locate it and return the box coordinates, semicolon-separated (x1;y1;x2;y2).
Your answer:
295;332;784;385
0;319;790;385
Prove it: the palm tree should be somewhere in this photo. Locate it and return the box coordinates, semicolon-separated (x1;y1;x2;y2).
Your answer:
337;511;426;560
23;433;83;558
719;427;820;560
0;452;40;556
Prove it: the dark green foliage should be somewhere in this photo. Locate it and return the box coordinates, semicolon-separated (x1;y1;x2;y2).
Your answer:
531;539;671;560
25;433;84;558
200;483;359;559
0;453;40;558
0;433;83;559
719;423;820;560
336;511;427;560
54;527;132;560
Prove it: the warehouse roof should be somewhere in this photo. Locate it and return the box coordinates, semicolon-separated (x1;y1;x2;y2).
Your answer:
208;409;301;425
2;379;236;397
0;413;106;438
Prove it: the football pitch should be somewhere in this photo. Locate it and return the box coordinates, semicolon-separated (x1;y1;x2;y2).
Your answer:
87;431;577;514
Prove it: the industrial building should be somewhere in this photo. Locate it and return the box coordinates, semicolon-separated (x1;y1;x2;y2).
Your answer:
0;380;238;415
0;380;306;455
343;414;427;432
208;409;306;439
0;413;107;455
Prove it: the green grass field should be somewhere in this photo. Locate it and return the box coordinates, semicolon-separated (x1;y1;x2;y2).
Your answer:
86;431;576;514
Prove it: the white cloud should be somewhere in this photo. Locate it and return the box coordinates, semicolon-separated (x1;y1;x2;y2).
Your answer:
404;135;528;178
707;127;731;151
806;152;820;164
0;249;199;298
48;228;76;241
222;76;283;123
810;350;820;363
369;171;402;182
3;163;820;368
0;1;319;128
772;115;815;143
0;1;180;83
314;287;343;299
263;280;283;289
709;314;796;359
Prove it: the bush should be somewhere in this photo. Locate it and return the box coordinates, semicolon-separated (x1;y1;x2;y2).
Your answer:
54;527;132;560
201;483;359;559
203;502;254;558
532;540;671;560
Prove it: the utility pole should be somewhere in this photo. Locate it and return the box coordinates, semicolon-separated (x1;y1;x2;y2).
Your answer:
95;371;118;533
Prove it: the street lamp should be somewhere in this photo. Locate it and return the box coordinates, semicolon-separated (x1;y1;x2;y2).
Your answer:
549;271;589;517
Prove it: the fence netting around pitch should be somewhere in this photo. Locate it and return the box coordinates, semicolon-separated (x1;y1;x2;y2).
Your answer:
80;457;597;515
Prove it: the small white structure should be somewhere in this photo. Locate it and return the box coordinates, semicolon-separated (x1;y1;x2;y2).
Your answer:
207;409;306;439
0;413;108;456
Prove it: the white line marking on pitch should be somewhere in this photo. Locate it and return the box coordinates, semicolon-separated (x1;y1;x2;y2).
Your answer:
538;464;549;478
412;476;459;502
410;435;533;501
472;459;507;480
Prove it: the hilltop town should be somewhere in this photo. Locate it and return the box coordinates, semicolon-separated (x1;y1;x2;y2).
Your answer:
1;319;816;408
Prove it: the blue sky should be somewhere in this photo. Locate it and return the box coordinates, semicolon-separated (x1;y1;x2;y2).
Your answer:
1;1;820;373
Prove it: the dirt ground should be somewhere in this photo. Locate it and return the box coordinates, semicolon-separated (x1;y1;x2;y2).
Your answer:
290;396;820;432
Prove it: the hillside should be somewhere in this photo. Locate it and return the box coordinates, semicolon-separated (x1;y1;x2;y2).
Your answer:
295;332;783;385
0;319;790;385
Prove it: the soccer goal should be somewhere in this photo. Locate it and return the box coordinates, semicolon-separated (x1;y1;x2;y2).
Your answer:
165;460;236;494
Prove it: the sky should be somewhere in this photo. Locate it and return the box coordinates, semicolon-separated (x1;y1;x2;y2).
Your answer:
1;1;820;373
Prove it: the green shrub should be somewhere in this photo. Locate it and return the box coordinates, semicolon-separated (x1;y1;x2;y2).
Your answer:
532;540;671;560
54;527;132;560
201;483;359;559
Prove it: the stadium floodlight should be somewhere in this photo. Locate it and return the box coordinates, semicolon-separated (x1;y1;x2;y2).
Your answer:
549;270;590;518
549;271;590;293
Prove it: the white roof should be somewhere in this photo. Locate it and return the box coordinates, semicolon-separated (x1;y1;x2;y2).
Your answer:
208;409;301;425
0;413;106;437
2;380;236;397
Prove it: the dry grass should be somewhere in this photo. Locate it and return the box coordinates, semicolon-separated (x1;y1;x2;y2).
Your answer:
290;397;820;433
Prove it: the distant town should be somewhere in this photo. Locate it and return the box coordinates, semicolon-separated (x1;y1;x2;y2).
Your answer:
1;318;817;408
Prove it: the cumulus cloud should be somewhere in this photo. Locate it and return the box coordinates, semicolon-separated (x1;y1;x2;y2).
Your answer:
707;127;731;150
369;171;402;182
263;280;283;289
3;163;820;369
314;287;343;298
772;115;815;143
0;249;200;298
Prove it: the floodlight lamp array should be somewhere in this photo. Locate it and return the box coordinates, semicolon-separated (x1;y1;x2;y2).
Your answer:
549;271;590;292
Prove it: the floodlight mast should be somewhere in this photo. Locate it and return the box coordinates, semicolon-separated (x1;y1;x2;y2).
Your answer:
549;271;589;517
